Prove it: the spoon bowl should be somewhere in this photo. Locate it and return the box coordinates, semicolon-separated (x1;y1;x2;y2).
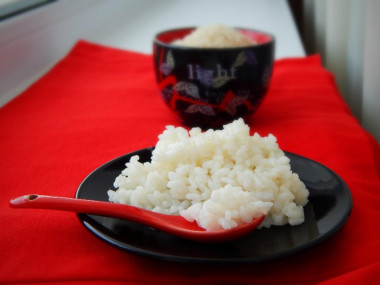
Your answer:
9;194;264;243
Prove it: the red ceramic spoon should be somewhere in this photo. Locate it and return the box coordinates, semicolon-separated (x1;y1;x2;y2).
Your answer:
9;194;264;243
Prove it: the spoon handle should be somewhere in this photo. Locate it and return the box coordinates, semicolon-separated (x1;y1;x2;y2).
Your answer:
9;194;150;223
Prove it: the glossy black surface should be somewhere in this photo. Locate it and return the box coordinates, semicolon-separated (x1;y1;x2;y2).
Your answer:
76;148;352;263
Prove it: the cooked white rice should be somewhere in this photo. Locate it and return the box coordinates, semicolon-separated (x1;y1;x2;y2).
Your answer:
107;119;309;231
172;23;257;48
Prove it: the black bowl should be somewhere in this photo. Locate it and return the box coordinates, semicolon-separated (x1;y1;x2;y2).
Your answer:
153;27;275;129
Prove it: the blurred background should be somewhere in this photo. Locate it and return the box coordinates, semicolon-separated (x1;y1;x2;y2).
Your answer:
0;0;378;143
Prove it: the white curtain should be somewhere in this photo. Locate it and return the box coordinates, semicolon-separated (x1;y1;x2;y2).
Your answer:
301;0;379;143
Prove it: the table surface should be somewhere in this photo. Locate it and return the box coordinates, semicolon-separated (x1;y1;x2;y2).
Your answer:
0;0;304;107
86;0;305;58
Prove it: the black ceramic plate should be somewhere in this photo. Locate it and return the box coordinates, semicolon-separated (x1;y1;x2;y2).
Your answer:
75;147;352;263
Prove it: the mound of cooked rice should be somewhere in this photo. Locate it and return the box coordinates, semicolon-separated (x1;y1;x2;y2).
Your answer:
172;23;257;48
108;119;309;231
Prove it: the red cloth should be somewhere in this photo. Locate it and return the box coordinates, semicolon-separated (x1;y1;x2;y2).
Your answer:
1;41;379;284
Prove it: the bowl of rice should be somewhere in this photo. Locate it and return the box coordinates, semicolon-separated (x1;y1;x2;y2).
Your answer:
153;24;275;129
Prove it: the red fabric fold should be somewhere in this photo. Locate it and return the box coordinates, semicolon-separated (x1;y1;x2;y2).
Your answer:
1;40;379;284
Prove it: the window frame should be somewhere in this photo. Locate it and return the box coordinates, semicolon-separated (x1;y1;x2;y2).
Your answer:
0;0;56;21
